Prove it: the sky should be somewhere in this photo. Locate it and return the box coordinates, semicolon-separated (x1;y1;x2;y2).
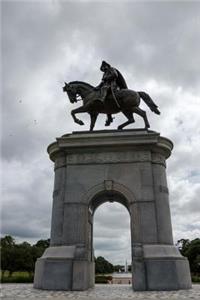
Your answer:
1;0;200;265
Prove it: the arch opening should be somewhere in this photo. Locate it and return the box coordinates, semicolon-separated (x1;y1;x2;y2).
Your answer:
89;191;132;285
89;190;130;215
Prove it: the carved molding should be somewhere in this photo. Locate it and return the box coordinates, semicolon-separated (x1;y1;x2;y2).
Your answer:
82;181;136;207
151;153;166;167
54;151;167;168
104;180;113;191
54;156;67;169
66;151;151;165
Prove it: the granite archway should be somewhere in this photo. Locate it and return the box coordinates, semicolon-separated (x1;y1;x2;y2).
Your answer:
34;130;192;291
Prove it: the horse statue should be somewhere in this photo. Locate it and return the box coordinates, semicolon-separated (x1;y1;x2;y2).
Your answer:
63;81;160;131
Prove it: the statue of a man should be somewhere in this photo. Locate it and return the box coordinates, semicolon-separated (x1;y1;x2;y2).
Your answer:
95;61;128;107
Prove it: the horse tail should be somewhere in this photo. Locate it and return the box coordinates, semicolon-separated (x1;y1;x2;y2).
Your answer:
138;91;160;115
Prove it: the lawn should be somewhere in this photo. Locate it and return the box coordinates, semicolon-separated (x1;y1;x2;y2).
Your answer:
1;271;34;283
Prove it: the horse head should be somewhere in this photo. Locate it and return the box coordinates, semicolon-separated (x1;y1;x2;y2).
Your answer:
63;82;78;103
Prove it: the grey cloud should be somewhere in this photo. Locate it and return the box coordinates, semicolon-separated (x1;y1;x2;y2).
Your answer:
94;238;129;252
171;182;200;215
2;0;200;264
1;159;53;239
3;1;200;88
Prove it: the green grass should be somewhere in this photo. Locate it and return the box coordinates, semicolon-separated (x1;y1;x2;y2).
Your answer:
1;271;34;283
192;275;200;283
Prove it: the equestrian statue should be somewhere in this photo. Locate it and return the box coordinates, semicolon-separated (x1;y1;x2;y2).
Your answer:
63;61;160;131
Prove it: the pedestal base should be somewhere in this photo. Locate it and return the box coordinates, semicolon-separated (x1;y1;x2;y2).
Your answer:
133;244;192;291
34;246;94;290
34;130;192;291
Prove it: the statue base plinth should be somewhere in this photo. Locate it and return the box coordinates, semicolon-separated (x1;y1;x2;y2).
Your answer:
133;244;191;291
34;129;192;291
34;246;94;290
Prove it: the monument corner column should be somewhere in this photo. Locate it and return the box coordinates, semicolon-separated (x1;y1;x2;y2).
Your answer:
137;135;192;291
50;153;66;246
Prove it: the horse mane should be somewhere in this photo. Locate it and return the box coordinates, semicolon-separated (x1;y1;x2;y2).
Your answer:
69;81;94;89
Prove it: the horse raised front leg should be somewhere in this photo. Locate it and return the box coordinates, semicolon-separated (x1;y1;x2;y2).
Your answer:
71;106;86;126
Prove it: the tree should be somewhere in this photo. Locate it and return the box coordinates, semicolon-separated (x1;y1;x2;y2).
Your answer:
177;238;200;275
1;235;50;276
177;239;190;255
34;239;50;249
1;244;17;276
184;239;200;274
1;235;16;276
95;256;114;274
114;264;123;272
14;243;33;275
0;235;15;247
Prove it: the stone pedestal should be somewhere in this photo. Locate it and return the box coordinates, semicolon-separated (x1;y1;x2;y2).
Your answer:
34;129;191;291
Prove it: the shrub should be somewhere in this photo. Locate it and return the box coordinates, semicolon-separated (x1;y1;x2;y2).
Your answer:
95;275;112;284
192;275;200;283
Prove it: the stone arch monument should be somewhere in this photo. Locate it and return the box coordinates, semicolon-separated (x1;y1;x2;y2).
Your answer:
34;129;191;291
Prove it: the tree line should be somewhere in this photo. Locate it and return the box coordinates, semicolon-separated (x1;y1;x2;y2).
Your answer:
1;235;200;276
1;235;50;277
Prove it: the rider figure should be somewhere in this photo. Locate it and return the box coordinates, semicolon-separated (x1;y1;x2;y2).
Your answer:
95;61;128;106
95;60;128;126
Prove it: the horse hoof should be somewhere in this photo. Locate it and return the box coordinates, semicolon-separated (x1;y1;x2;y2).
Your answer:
77;120;84;125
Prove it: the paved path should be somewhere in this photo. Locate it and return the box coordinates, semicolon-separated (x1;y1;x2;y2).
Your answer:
1;284;200;300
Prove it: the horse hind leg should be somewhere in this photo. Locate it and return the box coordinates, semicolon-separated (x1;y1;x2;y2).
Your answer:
133;107;150;129
118;111;135;130
105;114;114;126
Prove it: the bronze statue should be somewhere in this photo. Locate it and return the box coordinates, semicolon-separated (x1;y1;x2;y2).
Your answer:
95;61;127;106
63;61;160;131
95;61;127;126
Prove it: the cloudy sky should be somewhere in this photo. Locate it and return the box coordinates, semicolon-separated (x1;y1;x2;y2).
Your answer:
1;0;200;265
